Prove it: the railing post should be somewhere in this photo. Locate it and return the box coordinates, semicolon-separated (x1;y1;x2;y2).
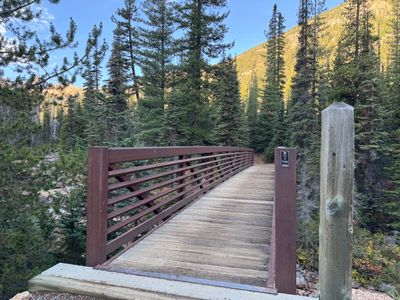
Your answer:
319;102;354;300
86;146;109;267
274;147;297;294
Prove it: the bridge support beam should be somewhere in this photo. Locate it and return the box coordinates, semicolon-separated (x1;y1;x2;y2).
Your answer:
274;147;297;294
319;102;354;300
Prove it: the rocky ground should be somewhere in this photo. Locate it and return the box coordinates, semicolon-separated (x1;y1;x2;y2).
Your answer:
296;267;395;300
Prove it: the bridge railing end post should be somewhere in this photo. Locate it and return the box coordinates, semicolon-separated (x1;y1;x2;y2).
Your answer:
274;147;297;294
86;146;109;267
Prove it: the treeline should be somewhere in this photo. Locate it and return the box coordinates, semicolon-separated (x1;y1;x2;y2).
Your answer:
48;0;248;149
1;1;247;298
247;0;399;293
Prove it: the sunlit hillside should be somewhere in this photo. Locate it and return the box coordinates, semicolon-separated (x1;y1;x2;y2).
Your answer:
236;0;394;101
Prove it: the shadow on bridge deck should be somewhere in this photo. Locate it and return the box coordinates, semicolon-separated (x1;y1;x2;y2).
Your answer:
101;164;275;289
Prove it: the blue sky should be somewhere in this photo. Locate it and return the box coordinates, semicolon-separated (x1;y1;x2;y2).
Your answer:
47;0;343;54
7;0;344;85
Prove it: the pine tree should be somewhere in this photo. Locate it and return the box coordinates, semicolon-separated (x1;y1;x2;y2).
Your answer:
106;27;130;145
378;0;400;231
256;5;286;161
60;95;85;149
41;104;52;143
82;25;109;146
172;0;232;145
286;0;325;246
112;0;141;102
107;30;128;115
332;0;387;231
135;0;176;146
214;56;243;146
247;72;259;149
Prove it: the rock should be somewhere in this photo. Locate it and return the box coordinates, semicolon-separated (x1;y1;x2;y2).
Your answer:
39;190;50;202
353;280;361;289
296;271;307;288
10;291;31;300
43;153;59;164
378;283;396;294
55;181;64;188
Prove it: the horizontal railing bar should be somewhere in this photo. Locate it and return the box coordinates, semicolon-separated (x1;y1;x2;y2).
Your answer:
108;151;250;178
107;156;247;220
106;162;251;253
108;154;243;192
107;157;252;228
108;146;254;163
109;157;252;229
107;153;248;206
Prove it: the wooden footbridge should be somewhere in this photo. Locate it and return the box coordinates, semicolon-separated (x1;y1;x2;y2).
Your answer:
85;146;298;294
30;146;300;299
29;103;355;300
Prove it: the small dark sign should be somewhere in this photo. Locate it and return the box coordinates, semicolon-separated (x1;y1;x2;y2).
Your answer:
281;151;289;167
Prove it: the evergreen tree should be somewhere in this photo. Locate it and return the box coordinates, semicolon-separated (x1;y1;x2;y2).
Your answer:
60;95;85;149
332;0;387;231
106;26;130;145
171;0;232;145
82;25;109;146
107;30;128;115
214;56;243;146
378;0;400;231
286;0;325;245
56;187;87;265
247;72;259;149
41;104;52;143
135;0;176;146
256;4;285;161
111;0;141;101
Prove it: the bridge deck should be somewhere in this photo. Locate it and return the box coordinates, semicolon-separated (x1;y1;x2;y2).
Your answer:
105;164;274;287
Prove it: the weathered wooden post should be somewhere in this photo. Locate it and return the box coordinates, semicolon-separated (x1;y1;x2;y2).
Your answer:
319;102;354;300
86;147;109;267
274;147;297;294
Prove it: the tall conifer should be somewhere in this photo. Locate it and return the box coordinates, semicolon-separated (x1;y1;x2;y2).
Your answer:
135;0;176;146
256;5;286;161
171;0;231;145
332;0;386;231
214;56;243;146
287;0;325;244
112;0;141;101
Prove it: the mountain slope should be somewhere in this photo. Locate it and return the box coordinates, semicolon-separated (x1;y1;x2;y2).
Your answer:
236;0;393;100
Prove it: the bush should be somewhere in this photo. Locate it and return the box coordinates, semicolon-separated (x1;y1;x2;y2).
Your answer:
353;227;400;298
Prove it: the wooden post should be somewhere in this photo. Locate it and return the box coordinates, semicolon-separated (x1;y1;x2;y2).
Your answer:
319;102;354;300
274;147;297;294
86;147;109;267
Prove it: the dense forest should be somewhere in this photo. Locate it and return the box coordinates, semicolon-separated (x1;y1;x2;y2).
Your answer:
0;0;399;299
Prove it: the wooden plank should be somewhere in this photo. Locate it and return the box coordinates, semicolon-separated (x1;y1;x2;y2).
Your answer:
116;249;268;270
127;243;268;262
110;259;269;286
137;236;270;254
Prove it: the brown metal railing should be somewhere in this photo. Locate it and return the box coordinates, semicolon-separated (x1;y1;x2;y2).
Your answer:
86;146;254;267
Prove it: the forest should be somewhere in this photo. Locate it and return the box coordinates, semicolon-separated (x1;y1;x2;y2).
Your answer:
0;0;399;299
